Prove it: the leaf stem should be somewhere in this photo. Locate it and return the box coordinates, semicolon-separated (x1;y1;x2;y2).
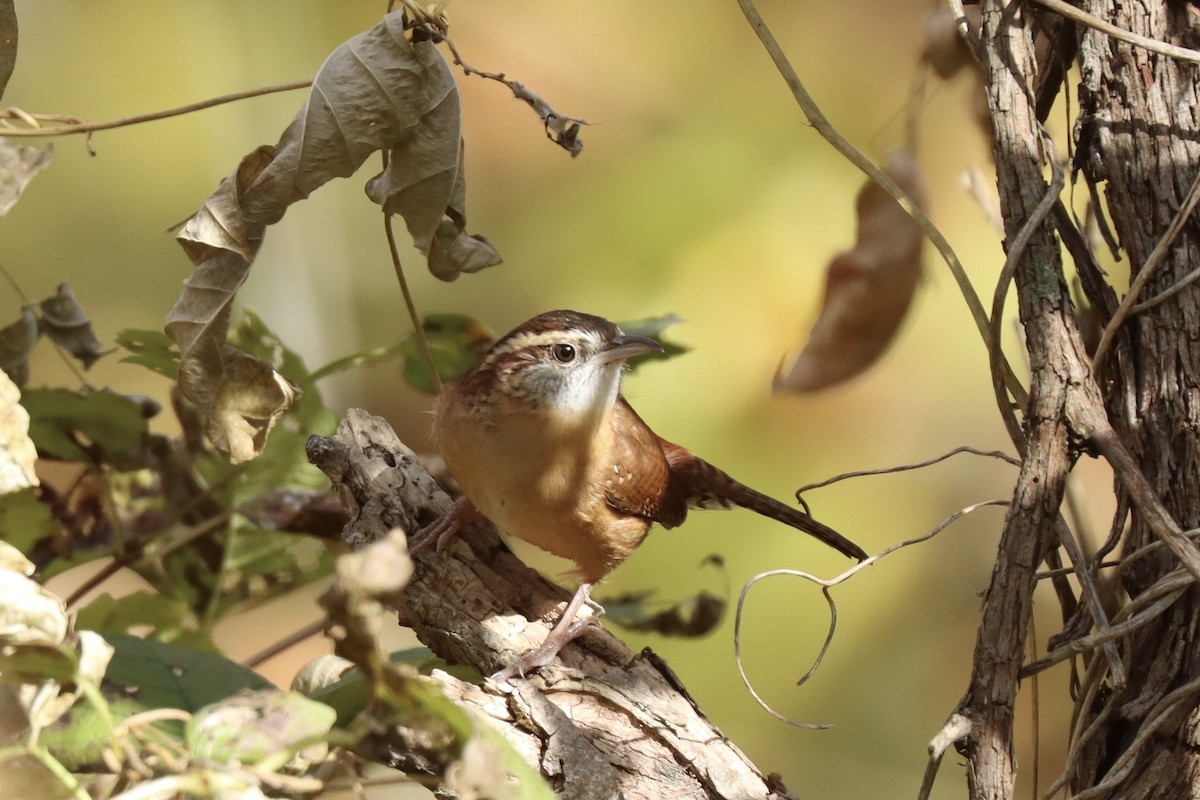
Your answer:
383;213;442;394
0;80;312;138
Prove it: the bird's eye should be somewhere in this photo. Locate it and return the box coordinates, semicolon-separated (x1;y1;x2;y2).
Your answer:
551;343;576;363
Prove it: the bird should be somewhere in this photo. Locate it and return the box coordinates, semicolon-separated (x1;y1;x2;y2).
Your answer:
424;309;866;678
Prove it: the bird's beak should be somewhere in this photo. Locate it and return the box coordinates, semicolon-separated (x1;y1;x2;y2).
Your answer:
596;334;664;366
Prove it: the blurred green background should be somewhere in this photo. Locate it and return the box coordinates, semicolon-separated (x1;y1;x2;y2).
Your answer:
3;1;1105;797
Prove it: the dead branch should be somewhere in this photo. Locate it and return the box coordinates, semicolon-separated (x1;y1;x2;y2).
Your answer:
306;409;801;800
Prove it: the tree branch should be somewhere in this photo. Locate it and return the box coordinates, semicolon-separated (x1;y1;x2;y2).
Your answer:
306;409;800;800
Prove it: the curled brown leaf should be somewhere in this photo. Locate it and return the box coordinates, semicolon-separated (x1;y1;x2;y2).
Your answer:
37;283;105;369
0;137;50;216
166;11;497;459
776;151;927;393
0;370;38;492
922;4;982;80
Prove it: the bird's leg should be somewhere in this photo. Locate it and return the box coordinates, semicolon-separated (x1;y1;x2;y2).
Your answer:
492;581;597;681
409;497;481;555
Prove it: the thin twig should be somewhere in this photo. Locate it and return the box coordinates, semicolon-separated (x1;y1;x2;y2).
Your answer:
1068;675;1200;799
1020;575;1187;677
441;35;587;157
383;213;442;394
918;713;973;800
734;574;835;730
796;445;1019;498
0;80;312;138
1030;615;1041;800
242;617;328;669
29;747;90;800
1029;0;1200;65
1091;166;1200;370
946;0;986;65
1045;654;1116;799
1051;516;1126;688
1090;425;1200;583
988;128;1065;453
733;499;1009;727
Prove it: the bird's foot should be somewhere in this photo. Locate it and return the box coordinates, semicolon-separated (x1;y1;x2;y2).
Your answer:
409;497;479;555
490;582;598;682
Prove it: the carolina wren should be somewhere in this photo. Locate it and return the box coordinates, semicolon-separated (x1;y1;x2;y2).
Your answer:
427;310;865;677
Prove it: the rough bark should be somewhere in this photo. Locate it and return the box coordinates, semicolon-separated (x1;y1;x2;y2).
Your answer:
1072;1;1200;796
951;0;1200;797
307;409;798;800
954;2;1087;797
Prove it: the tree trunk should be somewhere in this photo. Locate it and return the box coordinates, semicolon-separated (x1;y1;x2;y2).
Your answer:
950;0;1200;797
1073;1;1200;796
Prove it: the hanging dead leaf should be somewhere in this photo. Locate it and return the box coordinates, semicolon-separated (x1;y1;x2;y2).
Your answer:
0;566;67;644
167;11;495;460
208;347;299;464
0;369;37;492
0;306;37;386
368;136;501;281
603;589;725;638
776;152;927;392
922;4;981;80
0;138;50;216
37;283;105;369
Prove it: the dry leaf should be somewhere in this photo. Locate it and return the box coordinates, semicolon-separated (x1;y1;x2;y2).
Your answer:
0;540;33;575
368;134;501;281
208;347;299;464
0;306;36;387
291;655;355;695
38;283;105;369
167;11;495;460
0;568;67;644
0;0;15;103
776;152;927;392
0;369;37;492
0;137;51;216
922;4;981;80
23;631;113;733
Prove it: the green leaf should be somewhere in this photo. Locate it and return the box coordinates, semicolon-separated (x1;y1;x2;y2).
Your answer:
216;528;334;616
0;640;78;684
400;313;494;395
602;554;727;637
602;589;725;638
307;647;466;728
309;341;405;383
187;689;336;768
23;388;149;462
0;489;62;564
42;696;143;770
75;592;189;640
100;633;272;715
615;313;689;369
116;328;180;379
